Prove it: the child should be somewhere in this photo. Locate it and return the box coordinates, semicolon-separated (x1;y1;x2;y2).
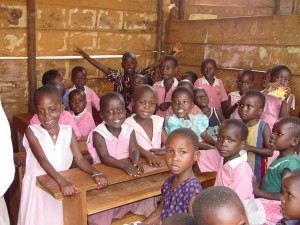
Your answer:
277;168;300;224
125;85;167;166
154;55;179;118
87;92;154;225
74;43;182;106
193;87;225;137
181;71;198;84
197;119;254;200
193;186;249;225
225;70;254;119
162;213;197;225
261;69;271;90
69;89;96;137
165;87;215;150
17;86;108;225
165;80;203;118
194;58;228;112
143;128;203;224
30;81;81;139
253;116;300;201
238;90;272;186
68;66;100;114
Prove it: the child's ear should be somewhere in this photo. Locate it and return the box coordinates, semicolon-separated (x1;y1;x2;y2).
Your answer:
174;66;179;74
258;107;263;116
291;137;300;147
194;150;200;161
241;140;246;149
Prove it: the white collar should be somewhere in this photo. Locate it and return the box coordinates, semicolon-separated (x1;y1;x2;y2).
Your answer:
201;77;219;86
159;78;179;88
226;150;248;169
71;85;87;94
230;91;241;97
71;108;87;119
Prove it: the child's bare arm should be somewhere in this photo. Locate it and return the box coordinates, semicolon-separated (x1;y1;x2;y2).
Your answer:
74;46;110;74
245;125;273;157
143;200;163;225
138;145;163;167
201;131;216;146
25;128;75;196
93;132;140;177
161;128;168;146
224;96;239;119
280;90;293;117
221;101;228;116
188;195;197;215
129;131;144;173
70;131;109;189
216;108;226;123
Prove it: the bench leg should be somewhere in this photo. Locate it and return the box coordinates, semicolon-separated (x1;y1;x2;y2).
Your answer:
63;192;87;225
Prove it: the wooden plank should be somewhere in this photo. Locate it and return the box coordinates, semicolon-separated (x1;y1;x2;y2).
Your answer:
63;191;87;225
185;0;275;8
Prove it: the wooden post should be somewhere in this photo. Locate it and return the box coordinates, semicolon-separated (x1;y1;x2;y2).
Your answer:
274;0;281;15
27;0;37;112
293;0;298;14
156;0;163;60
178;0;185;20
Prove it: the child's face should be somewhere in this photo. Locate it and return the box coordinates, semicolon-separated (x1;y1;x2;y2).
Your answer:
172;91;194;120
194;89;209;108
216;124;245;161
165;134;197;176
100;97;126;130
55;72;65;85
160;59;178;81
201;61;216;81
131;76;147;90
237;73;254;94
261;72;271;89
72;71;87;90
203;202;249;225
272;69;291;87
238;96;263;122
35;92;63;131
69;94;86;116
133;89;157;120
121;56;137;75
281;174;300;220
270;121;298;151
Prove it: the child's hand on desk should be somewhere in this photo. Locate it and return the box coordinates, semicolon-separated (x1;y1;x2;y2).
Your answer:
59;180;77;196
146;153;163;167
124;163;143;177
92;173;109;189
150;149;166;156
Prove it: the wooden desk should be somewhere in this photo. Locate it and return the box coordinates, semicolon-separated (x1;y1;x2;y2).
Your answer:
36;160;216;225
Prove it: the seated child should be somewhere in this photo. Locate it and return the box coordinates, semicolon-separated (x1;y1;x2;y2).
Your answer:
165;87;215;150
253;116;300;201
261;69;271;90
143;128;203;224
277;168;300;225
68;66;100;114
181;71;198;84
166;80;202;118
197;119;254;200
162;213;197;225
17;86;108;225
194;58;228;112
154;55;179;118
127;74;148;113
30;81;81;139
87;92;155;225
238;90;272;186
68;89;96;138
225;70;254;119
125;85;167;166
193;87;225;137
193;186;249;225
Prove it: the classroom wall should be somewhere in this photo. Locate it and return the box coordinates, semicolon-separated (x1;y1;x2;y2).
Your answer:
0;0;158;120
165;15;300;115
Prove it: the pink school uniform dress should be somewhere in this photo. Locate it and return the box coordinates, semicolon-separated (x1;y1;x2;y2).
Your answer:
17;125;73;225
87;122;155;225
71;109;96;137
125;115;164;150
228;91;241;119
198;149;254;200
153;78;178;118
165;104;203;119
194;77;228;111
68;85;100;114
30;110;81;139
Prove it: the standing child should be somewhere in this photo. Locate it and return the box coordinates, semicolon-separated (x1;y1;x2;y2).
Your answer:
125;85;167;166
68;66;100;114
253;116;300;201
193;87;225;137
69;89;96;137
238;90;272;186
194;58;228;112
197;119;254;200
17;86;108;225
193;186;249;225
154;55;179;118
143;128;203;224
225;70;254;119
165;87;215;150
87;92;155;225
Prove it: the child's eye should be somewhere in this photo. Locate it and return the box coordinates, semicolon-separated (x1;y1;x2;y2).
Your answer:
166;149;173;154
183;100;189;104
49;108;56;112
217;136;222;141
37;109;43;114
118;109;124;113
180;151;186;155
228;139;233;143
107;110;113;114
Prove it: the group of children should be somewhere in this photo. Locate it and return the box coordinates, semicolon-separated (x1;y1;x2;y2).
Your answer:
15;45;300;225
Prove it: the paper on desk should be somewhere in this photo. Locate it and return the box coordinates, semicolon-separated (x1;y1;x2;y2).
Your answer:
243;199;266;225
